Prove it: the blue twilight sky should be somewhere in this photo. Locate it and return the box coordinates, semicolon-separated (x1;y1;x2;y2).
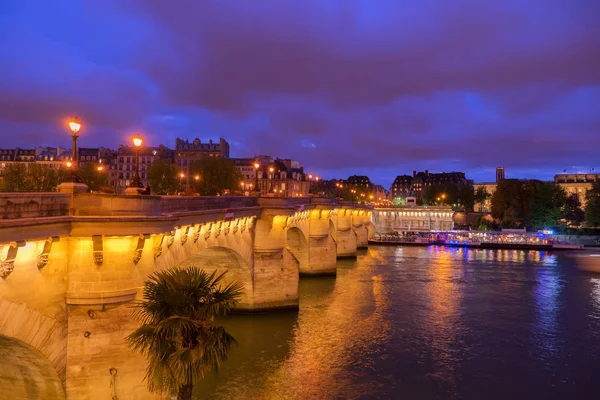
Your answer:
0;0;599;187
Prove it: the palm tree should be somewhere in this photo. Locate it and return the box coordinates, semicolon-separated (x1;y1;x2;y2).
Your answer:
126;267;243;400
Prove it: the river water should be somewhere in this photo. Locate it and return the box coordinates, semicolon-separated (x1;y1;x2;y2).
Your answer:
195;246;600;400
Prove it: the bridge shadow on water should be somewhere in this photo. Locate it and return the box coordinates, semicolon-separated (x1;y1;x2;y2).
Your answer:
194;273;339;399
195;310;298;399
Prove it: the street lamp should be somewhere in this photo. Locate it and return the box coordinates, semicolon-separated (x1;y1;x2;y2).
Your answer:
131;134;143;188
268;167;275;192
68;118;81;181
254;162;260;193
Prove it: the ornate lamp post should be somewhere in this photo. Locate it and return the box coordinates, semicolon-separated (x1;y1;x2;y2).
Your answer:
269;166;274;193
68;118;81;181
131;134;143;188
254;162;260;194
179;173;185;192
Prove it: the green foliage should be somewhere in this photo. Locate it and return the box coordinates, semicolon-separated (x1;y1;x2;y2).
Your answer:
148;160;179;195
585;181;600;227
474;186;491;212
563;193;585;227
491;179;568;230
422;182;474;211
1;163;66;192
126;267;243;400
526;181;566;230
392;197;407;206
189;158;243;196
78;162;108;191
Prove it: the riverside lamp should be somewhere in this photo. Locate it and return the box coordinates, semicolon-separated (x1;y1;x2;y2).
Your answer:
131;134;143;188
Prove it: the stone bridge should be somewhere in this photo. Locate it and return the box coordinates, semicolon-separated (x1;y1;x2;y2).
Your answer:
0;193;373;399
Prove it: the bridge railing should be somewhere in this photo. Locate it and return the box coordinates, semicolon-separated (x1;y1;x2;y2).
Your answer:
160;196;259;214
0;192;371;220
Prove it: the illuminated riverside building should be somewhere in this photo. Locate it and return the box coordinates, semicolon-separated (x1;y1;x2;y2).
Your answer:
372;207;454;233
554;172;599;207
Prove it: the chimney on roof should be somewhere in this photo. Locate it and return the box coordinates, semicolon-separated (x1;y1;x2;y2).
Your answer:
413;170;416;177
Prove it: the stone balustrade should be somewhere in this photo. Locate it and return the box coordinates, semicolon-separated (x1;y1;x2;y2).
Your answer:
0;192;70;219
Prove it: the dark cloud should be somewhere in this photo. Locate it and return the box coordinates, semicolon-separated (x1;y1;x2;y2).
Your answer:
0;0;599;186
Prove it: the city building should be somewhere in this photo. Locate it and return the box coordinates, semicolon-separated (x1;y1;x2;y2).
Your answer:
0;147;73;179
111;144;174;193
345;175;372;188
174;138;230;177
390;170;468;200
254;158;309;197
77;147;116;169
555;171;600;207
473;168;506;212
390;174;413;199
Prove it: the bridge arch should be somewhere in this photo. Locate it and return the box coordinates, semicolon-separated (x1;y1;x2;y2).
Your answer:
179;246;253;309
0;334;65;400
286;227;309;273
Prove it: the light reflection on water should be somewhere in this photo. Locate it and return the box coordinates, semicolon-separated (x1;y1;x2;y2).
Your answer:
194;247;600;400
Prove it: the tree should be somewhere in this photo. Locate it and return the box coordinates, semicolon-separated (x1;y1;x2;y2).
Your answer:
1;163;66;192
491;179;567;230
79;162;108;191
1;163;31;191
148;160;179;195
585;181;600;227
474;186;491;212
127;267;243;400
563;193;585;227
525;181;566;230
189;157;243;196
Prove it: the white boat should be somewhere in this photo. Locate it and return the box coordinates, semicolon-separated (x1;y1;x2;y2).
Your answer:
574;254;600;273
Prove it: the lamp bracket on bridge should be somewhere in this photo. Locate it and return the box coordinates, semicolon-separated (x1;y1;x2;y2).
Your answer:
214;222;222;238
153;234;167;259
180;226;190;245
224;221;231;236
166;231;175;248
193;224;202;242
204;223;213;240
0;240;26;279
92;235;103;266
37;236;60;270
133;234;151;264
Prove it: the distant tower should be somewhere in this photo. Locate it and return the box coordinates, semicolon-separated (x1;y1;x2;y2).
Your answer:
496;167;505;183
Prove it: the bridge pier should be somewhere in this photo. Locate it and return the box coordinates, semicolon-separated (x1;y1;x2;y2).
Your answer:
254;211;300;310
332;208;358;258
304;208;336;275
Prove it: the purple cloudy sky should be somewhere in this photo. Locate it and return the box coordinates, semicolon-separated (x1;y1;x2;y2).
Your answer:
1;0;599;186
